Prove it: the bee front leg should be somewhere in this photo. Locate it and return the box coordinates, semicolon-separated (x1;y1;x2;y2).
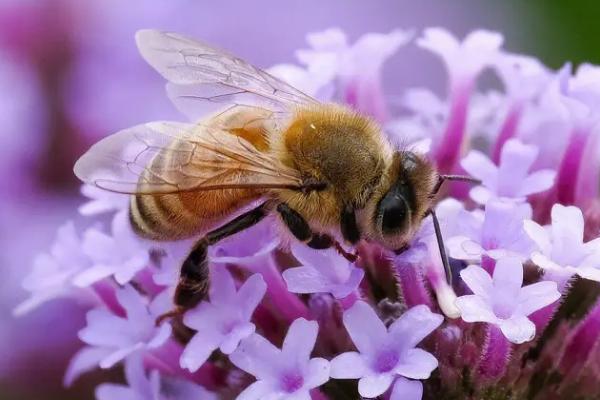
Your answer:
157;202;270;325
276;203;357;263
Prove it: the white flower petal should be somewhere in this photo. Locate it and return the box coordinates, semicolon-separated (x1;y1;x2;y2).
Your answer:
499;315;536;344
358;373;394;398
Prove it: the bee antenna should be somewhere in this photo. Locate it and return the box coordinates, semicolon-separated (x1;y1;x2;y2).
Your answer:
428;208;453;285
430;174;481;198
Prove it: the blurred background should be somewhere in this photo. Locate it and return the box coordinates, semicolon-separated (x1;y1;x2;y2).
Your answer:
0;0;597;398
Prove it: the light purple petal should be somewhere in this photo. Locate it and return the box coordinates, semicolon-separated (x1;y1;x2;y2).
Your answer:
73;265;114;287
343;301;387;355
455;295;497;323
394;348;438;379
460;265;493;297
388;305;444;348
330;267;364;299
282;318;319;363
358;373;394;398
523;220;551;255
330;352;367;379
518;169;556;196
492;257;524;293
460;150;497;186
230;333;281;380
283;266;328;294
236;274;267;320
447;237;484;260
100;345;142;369
496;139;538;196
96;384;137;400
304;358;330;388
469;186;493;205
220;322;255;355
209;267;237;305
390;377;423;400
575;266;600;282
551;204;584;248
517;281;560;316
180;330;223;372
64;347;111;387
499;315;536;344
236;381;277;400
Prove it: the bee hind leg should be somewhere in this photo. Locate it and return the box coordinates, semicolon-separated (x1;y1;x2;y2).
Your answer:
156;202;270;325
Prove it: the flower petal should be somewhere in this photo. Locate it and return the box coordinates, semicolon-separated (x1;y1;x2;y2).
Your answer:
343;301;387;355
236;380;277;400
499;315;536;344
390;377;423;400
460;150;498;187
523;220;551;256
517;281;560;316
282;318;319;363
330;352;367;379
388;305;444;348
358;373;394;398
394;348;438;379
304;357;330;388
518;169;556;196
460;265;493;297
236;274;267;320
492;257;524;294
455;295;497;323
230;334;281;380
282;266;328;294
220;323;255;355
209;267;237;305
180;330;222;372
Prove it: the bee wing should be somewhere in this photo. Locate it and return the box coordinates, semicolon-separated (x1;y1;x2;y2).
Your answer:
136;29;319;120
74;121;304;195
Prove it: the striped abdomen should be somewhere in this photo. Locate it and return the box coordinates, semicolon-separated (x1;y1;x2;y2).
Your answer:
129;188;262;241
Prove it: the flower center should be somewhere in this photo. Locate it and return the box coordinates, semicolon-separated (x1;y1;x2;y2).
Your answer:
373;350;399;373
280;371;304;393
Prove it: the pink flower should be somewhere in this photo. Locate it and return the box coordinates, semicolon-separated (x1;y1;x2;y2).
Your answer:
455;258;560;344
180;269;266;372
282;243;364;299
525;204;600;286
330;301;442;399
461;139;556;204
230;318;330;400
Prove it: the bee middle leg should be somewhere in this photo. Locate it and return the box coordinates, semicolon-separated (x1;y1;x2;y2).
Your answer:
157;202;270;324
276;203;357;262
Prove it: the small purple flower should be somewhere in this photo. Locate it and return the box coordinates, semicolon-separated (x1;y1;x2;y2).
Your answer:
180;269;266;372
417;28;503;85
455;258;560;344
461;139;556;204
230;318;330;400
282;243;364;299
15;221;91;315
75;211;150;287
79;184;129;216
78;285;172;369
295;28;412;122
524;204;600;286
446;200;535;262
330;301;442;399
96;355;217;400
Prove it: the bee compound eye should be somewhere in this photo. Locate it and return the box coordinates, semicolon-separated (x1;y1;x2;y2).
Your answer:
378;187;409;235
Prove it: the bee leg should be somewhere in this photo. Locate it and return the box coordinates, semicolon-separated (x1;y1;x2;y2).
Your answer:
276;203;357;262
156;202;270;325
340;206;361;244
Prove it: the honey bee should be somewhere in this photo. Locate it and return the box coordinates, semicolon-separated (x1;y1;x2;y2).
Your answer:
74;30;478;320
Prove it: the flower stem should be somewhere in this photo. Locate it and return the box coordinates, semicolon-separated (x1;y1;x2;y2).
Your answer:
394;260;434;309
261;255;309;322
434;79;474;174
559;298;600;377
492;102;523;163
477;324;512;382
556;126;590;205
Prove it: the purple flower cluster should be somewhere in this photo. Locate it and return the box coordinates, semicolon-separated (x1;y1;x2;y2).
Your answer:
17;27;600;399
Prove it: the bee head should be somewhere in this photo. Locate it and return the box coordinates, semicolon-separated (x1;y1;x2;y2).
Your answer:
368;151;437;249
